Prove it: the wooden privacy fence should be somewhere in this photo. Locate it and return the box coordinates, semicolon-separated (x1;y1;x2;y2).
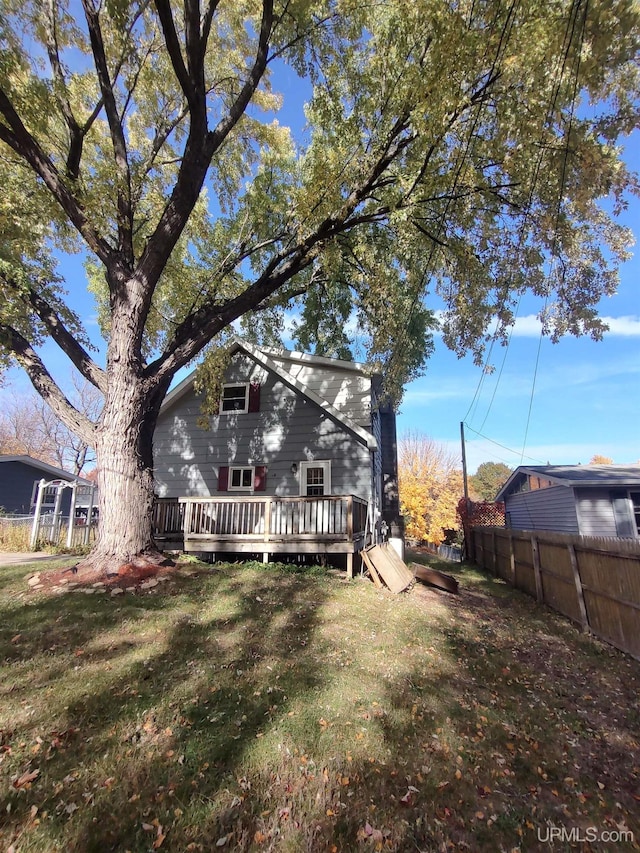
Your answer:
471;526;640;660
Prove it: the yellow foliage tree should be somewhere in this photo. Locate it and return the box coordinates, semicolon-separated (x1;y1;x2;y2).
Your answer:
398;432;463;545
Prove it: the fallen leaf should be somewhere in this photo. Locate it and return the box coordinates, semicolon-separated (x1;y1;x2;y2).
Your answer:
216;835;228;847
12;768;40;789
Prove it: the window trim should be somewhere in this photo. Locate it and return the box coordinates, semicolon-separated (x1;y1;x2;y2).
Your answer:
220;382;250;415
299;460;332;497
228;465;255;491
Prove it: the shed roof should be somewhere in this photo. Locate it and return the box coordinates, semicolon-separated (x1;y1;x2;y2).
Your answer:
496;464;640;501
0;455;92;484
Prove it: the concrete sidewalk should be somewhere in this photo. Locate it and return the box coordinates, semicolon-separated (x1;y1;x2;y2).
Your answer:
0;552;72;566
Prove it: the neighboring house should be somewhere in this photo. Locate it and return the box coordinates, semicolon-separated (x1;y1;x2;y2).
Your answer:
495;464;640;538
153;340;403;571
0;455;93;516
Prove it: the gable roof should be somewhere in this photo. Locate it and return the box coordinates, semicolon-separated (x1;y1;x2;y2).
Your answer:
0;455;92;484
496;464;640;501
160;340;378;451
259;345;370;374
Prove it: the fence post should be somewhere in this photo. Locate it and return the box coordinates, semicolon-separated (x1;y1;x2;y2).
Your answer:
30;479;46;550
51;484;64;544
491;529;497;575
67;482;78;548
567;543;590;633
531;536;543;604
508;530;516;586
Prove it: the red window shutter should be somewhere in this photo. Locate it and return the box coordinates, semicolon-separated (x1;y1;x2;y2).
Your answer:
254;465;267;491
248;382;261;412
217;466;229;491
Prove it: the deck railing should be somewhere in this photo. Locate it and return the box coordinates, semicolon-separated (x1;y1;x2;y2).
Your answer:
153;494;368;543
152;497;185;538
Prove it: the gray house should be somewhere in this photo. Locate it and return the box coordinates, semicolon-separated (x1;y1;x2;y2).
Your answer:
153;340;403;573
495;464;640;538
0;455;90;516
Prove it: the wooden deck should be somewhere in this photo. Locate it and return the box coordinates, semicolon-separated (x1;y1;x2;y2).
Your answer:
152;495;370;576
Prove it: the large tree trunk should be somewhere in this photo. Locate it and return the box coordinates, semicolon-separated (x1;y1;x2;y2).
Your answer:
74;323;169;578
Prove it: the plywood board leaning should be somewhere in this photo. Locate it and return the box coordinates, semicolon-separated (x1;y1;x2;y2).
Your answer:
364;544;414;593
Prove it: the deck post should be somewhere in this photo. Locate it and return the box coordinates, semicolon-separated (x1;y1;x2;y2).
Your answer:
264;497;271;541
346;552;353;579
346;495;354;541
182;499;193;539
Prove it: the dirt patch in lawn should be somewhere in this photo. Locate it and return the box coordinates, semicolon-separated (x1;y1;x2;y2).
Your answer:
24;556;201;596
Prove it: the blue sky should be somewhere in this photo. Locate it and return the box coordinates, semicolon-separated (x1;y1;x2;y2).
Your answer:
397;133;640;473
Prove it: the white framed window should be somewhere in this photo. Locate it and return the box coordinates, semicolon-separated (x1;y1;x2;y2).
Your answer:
229;466;255;491
299;461;332;496
220;383;249;414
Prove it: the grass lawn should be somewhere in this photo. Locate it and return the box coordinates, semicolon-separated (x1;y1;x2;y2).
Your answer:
1;553;639;852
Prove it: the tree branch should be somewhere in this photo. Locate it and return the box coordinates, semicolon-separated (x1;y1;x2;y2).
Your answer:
26;290;107;392
81;0;134;266
154;0;199;110
43;0;85;180
0;323;97;446
0;92;116;266
205;0;274;152
132;0;274;334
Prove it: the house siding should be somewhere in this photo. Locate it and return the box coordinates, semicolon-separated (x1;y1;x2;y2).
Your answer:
267;356;371;427
575;487;634;537
505;485;578;533
154;352;373;501
0;461;74;515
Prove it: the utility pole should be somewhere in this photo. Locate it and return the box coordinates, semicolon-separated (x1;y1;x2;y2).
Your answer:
460;421;469;501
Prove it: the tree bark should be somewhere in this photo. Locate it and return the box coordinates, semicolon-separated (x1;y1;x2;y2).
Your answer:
74;305;169;577
75;384;157;575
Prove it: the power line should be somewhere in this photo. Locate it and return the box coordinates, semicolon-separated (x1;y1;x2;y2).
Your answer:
520;0;589;462
463;0;590;443
463;422;547;465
